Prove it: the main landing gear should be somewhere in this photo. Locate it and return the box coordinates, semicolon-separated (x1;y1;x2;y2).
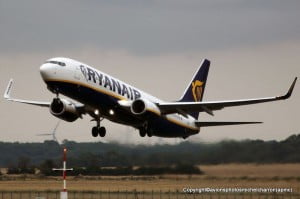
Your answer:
91;118;106;137
139;123;152;137
139;129;152;137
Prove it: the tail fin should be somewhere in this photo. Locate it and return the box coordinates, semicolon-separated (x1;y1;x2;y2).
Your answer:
178;59;210;119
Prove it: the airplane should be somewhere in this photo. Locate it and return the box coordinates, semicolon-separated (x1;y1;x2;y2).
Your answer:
3;57;297;139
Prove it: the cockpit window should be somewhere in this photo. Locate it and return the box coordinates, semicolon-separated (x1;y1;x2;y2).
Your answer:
45;60;66;67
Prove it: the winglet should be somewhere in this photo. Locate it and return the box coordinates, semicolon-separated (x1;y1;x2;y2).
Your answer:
4;79;13;99
280;77;297;100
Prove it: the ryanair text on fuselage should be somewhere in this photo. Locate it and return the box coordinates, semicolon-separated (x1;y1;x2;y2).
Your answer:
80;65;141;100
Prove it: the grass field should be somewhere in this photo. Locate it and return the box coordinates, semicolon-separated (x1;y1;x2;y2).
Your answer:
0;164;299;198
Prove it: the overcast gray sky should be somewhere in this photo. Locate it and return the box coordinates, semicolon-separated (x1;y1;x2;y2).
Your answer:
0;0;299;144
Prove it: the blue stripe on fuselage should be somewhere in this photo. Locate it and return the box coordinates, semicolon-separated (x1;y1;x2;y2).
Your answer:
46;80;198;138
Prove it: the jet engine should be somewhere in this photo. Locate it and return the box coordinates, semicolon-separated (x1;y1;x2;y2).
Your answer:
50;98;80;122
130;98;161;115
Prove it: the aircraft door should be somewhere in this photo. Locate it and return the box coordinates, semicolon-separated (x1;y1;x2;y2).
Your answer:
74;66;81;80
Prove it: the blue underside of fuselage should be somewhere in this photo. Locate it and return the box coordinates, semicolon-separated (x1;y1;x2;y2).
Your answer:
46;80;198;138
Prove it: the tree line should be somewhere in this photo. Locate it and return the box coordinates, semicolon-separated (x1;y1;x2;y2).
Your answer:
0;134;299;175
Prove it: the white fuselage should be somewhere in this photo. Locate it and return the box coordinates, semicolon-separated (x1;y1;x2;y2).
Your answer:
40;57;199;138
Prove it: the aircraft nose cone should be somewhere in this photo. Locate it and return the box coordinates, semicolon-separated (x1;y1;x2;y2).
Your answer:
40;64;55;81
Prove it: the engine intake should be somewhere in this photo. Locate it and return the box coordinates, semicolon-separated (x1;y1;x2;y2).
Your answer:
50;98;80;122
131;98;160;115
131;99;146;115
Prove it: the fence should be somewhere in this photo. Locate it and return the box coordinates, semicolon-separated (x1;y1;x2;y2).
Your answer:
0;190;299;199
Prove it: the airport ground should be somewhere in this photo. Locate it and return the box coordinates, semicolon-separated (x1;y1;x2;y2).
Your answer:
0;164;299;193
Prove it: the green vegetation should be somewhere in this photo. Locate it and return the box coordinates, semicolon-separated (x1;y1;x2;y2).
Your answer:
0;134;299;175
55;164;202;176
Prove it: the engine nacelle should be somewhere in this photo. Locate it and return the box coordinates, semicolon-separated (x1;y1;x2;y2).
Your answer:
50;98;80;122
130;98;161;115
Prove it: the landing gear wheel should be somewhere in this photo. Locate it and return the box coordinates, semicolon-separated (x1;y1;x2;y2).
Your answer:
139;129;146;137
147;131;153;137
99;127;106;137
91;116;106;138
92;127;99;137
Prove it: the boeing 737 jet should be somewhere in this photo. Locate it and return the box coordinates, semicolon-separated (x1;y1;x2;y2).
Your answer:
4;58;297;139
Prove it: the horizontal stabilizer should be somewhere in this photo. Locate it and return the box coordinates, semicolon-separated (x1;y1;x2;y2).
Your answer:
195;121;262;127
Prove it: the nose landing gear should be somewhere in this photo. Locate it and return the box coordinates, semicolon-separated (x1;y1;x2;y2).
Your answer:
92;126;106;137
91;118;106;137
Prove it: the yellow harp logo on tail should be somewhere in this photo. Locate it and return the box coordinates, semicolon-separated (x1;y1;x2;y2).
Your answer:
191;80;204;102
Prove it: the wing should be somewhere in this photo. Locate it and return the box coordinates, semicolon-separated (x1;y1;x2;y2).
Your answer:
195;121;262;127
4;79;50;107
158;77;297;116
4;79;87;119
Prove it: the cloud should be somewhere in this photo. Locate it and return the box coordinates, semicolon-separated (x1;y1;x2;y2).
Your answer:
1;0;300;55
